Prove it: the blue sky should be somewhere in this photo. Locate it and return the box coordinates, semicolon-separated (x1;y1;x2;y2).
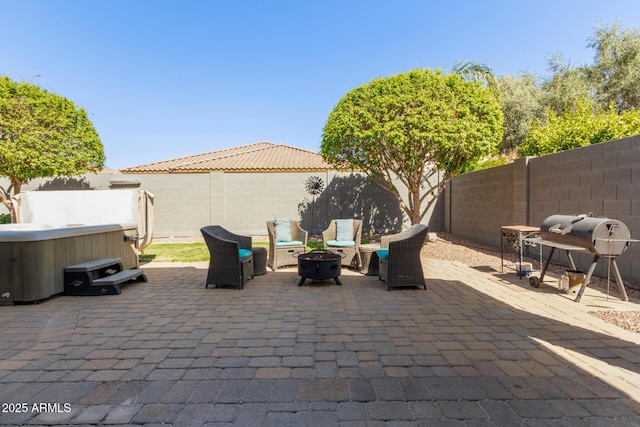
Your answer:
2;0;640;169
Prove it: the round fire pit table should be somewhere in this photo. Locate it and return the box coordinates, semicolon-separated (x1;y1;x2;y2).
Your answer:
296;250;345;286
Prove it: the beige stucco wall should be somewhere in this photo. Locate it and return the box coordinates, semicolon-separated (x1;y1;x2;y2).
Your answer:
1;169;443;238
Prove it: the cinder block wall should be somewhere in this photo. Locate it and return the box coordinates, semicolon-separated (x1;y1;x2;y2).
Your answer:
98;171;334;237
528;136;640;281
446;135;640;283
446;157;530;248
119;173;212;237
207;171;334;236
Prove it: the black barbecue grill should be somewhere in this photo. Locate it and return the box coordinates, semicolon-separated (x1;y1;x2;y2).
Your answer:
540;214;631;256
525;214;636;302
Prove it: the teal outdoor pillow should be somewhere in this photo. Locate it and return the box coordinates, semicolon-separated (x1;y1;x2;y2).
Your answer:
239;248;252;259
276;240;304;247
335;219;353;242
327;240;356;247
274;218;292;242
377;248;389;260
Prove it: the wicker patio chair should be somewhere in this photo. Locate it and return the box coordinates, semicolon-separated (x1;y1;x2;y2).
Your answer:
322;219;363;268
378;224;429;291
267;219;308;270
201;225;253;289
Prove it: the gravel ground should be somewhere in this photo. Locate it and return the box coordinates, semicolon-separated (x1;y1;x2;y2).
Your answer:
424;232;640;335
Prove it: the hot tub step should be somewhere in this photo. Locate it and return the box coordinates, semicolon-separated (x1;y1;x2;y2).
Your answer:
94;269;147;286
87;269;147;295
64;258;146;297
65;258;123;273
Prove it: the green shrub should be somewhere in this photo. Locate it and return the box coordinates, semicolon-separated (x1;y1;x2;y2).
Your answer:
518;99;640;156
462;156;509;173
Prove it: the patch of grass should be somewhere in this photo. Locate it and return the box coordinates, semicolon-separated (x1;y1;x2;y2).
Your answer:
307;240;324;251
141;240;372;263
140;241;269;263
139;240;382;263
139;239;386;263
140;242;209;262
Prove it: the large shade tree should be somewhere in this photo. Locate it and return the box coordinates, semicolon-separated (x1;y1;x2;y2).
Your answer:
540;53;593;116
497;73;544;152
0;76;105;221
587;22;640;112
321;68;503;225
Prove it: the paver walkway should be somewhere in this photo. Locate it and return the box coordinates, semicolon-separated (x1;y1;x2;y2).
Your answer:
1;258;640;426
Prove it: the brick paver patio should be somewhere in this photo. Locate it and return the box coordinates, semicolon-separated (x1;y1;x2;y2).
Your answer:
1;258;640;425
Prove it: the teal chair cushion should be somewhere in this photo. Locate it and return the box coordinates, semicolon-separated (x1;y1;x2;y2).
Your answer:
275;240;304;247
327;240;356;247
335;219;353;241
274;217;292;242
377;248;389;260
239;248;252;259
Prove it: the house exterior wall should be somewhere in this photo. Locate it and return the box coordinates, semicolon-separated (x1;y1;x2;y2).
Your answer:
445;135;640;283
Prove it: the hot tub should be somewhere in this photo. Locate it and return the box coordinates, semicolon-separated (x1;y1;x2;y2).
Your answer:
0;189;154;305
0;223;140;305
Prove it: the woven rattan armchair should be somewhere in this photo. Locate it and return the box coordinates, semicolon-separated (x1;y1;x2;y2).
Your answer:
201;225;253;289
322;219;363;268
378;224;429;291
267;219;308;270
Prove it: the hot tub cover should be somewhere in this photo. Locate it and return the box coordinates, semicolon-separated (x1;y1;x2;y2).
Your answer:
12;189;154;251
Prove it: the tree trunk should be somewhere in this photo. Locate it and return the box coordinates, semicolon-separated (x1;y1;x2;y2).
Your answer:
8;177;22;223
410;187;422;225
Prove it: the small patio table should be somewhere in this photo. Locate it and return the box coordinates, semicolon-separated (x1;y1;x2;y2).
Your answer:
359;244;380;276
500;225;540;273
252;246;268;275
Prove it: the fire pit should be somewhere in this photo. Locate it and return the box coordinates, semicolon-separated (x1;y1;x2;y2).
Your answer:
296;250;344;286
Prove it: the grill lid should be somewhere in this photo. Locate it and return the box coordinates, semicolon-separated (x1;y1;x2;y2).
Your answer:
540;214;631;256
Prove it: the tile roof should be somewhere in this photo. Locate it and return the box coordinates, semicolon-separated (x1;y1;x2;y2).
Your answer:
120;142;332;173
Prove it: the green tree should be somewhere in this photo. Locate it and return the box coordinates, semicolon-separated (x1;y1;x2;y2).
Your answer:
518;98;640;156
451;60;500;99
540;53;592;115
321;68;503;225
0;76;105;221
587;21;640;112
497;73;544;152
